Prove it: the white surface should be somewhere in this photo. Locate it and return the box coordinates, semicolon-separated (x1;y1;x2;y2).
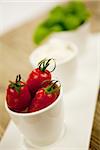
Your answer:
0;34;100;150
0;0;66;35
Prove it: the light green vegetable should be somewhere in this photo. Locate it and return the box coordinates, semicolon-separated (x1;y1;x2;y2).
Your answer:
33;1;91;44
50;6;64;15
34;25;50;44
51;25;63;32
63;2;90;24
63;15;80;30
47;12;65;27
64;1;86;15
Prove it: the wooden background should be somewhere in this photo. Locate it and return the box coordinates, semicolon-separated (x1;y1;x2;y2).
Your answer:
0;1;100;149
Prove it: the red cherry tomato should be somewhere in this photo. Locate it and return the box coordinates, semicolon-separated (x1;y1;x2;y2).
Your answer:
27;58;56;96
28;80;60;112
6;75;31;112
27;68;51;95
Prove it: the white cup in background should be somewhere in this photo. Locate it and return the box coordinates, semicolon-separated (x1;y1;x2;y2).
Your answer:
30;38;78;93
51;40;78;92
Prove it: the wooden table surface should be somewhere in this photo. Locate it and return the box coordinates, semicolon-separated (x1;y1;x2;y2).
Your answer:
0;1;100;149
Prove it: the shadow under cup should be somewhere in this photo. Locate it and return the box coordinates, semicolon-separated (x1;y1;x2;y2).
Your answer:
5;87;64;147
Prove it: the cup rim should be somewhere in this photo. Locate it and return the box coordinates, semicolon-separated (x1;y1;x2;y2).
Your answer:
30;41;78;67
5;87;63;117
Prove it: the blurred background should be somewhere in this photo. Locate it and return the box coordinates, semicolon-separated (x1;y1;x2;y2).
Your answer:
0;0;100;149
0;0;100;34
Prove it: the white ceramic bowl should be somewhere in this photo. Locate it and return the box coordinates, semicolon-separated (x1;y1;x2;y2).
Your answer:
5;87;64;147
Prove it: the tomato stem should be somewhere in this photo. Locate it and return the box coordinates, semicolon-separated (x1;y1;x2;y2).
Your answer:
38;58;56;72
44;80;61;94
9;74;24;93
16;74;21;83
50;81;59;89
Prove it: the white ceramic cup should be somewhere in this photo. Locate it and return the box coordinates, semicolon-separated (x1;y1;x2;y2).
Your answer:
51;41;78;92
5;87;64;147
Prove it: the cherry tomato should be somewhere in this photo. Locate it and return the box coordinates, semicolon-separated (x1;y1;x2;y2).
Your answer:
6;75;31;112
27;58;56;96
28;80;60;112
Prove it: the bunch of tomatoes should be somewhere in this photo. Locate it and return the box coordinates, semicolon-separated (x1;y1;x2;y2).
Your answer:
6;58;61;113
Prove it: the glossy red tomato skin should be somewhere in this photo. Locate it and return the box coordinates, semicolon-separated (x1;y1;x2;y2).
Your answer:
26;68;51;96
6;82;31;112
28;88;60;112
